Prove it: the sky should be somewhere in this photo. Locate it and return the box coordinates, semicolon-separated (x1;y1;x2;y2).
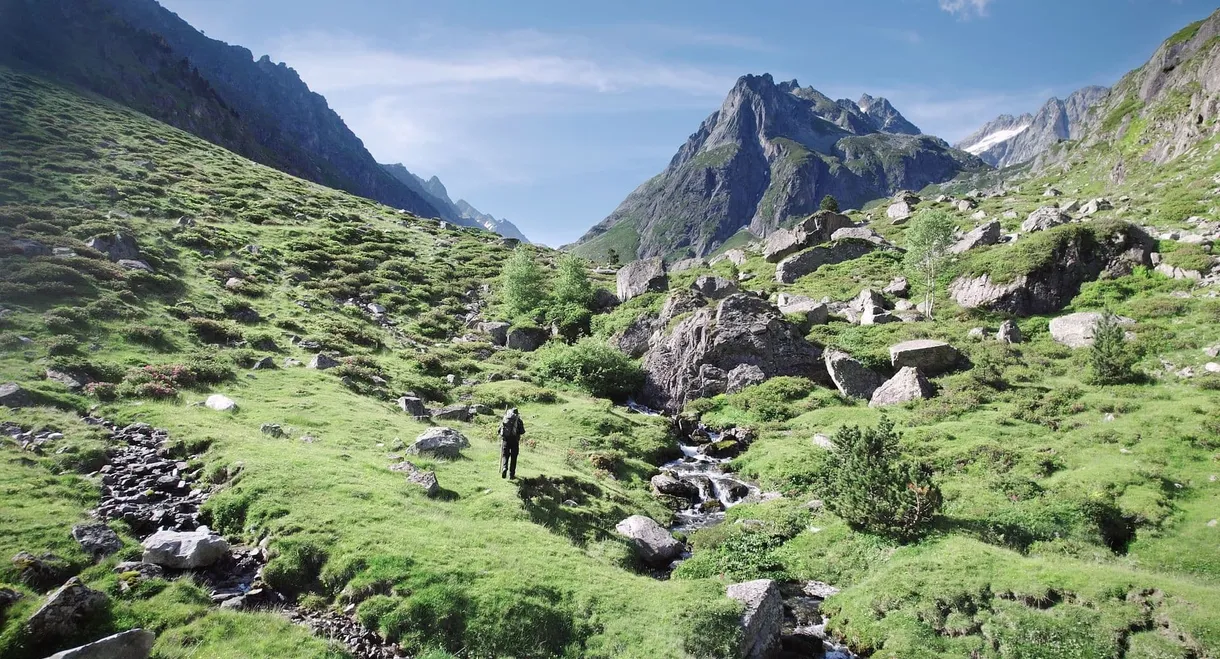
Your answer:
157;0;1215;247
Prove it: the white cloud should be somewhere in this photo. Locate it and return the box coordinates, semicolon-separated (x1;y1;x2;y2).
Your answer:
938;0;993;19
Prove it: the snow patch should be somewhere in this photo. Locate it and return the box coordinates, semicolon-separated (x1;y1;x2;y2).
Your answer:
963;124;1031;155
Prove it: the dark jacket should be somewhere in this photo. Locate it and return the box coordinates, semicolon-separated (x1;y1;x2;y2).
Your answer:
499;415;525;444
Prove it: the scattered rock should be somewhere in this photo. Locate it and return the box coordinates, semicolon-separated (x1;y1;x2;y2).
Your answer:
1021;207;1071;233
388;461;440;496
690;275;739;300
889;339;960;375
506;326;548;352
949;221;1001;254
727;579;782;659
775;240;875;284
12;552;72;590
71;523;122;558
308;353;340;370
45;628;156;659
1049;312;1135;348
259;423;285;438
0;382;33;408
824;349;885;401
650;473;698;500
614;516;683;566
886;201;914;223
408;427;470;459
204;395;237;412
85;233;141;262
477;322;511;346
117;259;153;272
775;294;828;326
763;212;855;262
24;577;108;640
996;319;1022;344
830;226;889;247
141;529;230;569
616;258;668;302
884;276;910;297
430;404;472;423
396;396;427;418
670;258;705;272
870;367;934;407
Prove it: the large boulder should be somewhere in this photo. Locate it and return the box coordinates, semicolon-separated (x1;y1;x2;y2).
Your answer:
761;228;805;263
505;326;548;352
611;314;659;359
890;340;960;375
614;516;683;566
641;295;828;411
650;473;698;500
775;240;875;284
308;353;340;370
204;395;237;412
389;461;440;496
396;396;428;418
71;523;122;558
1021;207;1071;233
824;350;885;401
830;226;891;247
46;628;156;659
997;320;1022;344
887;201;914;223
408;427;470;459
949;221;1001;254
870;367;934;407
24;577;108;641
616;258;668;302
430;404;472;423
477;322;511;346
0;382;32;408
776;294;828;326
141;529;229;569
1049;312;1134;348
690;275;738;300
670;258;705;272
85;233;141;262
726;579;783;659
762;211;854;262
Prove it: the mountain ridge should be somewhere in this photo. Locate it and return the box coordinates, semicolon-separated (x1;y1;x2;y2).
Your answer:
381;163;530;242
955;85;1110;168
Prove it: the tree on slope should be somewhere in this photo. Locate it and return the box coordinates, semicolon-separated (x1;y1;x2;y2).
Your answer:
500;248;546;318
819;194;840;213
904;208;956;320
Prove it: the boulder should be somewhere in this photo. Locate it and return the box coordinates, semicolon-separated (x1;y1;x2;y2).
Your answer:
996;320;1022;344
726;364;767;393
11;238;51;256
614;516;683;566
24;577;108;640
726;579;783;659
956;198;978;212
776;294;828;326
670;258;705;272
949;221;1001;254
85;233;141;262
12;552;72;590
1049;312;1134;348
830;226;890;247
408;427;470;459
45;628;156;659
870;367;934;407
591;288;620;312
884;276;910;297
860;306;897;325
113;562;164;582
388;461;440;496
824;350;885;401
762;212;854;262
117;259;153;272
0;382;32;408
204;395;237;412
430;404;472;423
650;473;697;500
612;313;659;359
641;295;828;411
775;240;875;284
886;201;914;222
477;322;511;346
505;326;548;352
1021;207;1070;233
71;523;122;558
690;275;738;300
889;340;960;375
308;353;340;370
396;396;428;418
762;228;805;263
141;529;229;569
724;249;748;266
616;258;668;302
1081;198;1112;216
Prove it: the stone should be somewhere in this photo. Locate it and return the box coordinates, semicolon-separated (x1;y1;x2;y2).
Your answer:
612;314;659;359
408;427;470;459
430;404;472;423
887;201;914;222
726;364;767;393
1205;362;1220;373
1081;198;1112;216
650;473;697;500
996;319;1022;344
259;423;285;437
956;198;978;212
12;552;72;590
860;306;897;325
85;233;141;262
1049;312;1135;348
726;579;782;659
669;258;705;272
824;349;885;401
505;326;548;352
889;340;960;375
24;577;108;640
46;628;156;659
614;516;683;566
11;238;51;256
775;240;875;284
116;259;153;272
1021;207;1071;233
690;275;739;300
141;529;229;569
396;396;427;417
308;353;340;370
591;288;620;312
0;382;32;408
0;588;21;614
884;276;910;297
388;461;440;496
949;221;1001;254
968;327;987;340
870;367;934;407
724;249;748;266
829;227;888;247
776;295;828;326
762;228;805;263
113;562;164;581
477;322;511;346
616;258;668;302
204;395;237;412
71;523;122;558
251;356;276;370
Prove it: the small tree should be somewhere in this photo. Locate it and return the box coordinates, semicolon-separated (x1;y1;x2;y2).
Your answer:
1088;312;1137;385
904;208;957;320
814;417;942;541
499;248;546;318
606;248;621;267
819;194;840;213
552;253;594;308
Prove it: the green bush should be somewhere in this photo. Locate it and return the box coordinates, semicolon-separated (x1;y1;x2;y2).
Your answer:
499;248;546;318
726;376;814;422
1087;313;1138;385
531;339;643;400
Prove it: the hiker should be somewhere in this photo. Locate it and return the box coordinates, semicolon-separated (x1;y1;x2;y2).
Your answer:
499;407;525;479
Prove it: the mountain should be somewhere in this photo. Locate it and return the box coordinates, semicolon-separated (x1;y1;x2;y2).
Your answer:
0;0;445;220
381;163;530;242
955;86;1110;168
570;74;986;261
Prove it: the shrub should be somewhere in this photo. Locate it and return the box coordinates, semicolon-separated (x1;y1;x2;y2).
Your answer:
531;339;643;400
499;248;546;318
726;377;814;422
187;317;243;344
124;324;167;346
819;195;839;212
1087;312;1138;385
814;418;942;541
45;334;80;356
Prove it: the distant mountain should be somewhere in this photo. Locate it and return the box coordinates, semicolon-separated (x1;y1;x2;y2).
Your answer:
571;74;986;261
956;86;1110;168
0;0;445;220
382;163;529;242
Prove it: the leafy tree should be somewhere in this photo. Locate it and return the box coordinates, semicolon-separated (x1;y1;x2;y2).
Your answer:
552;253;594;307
499;248;546;318
606;248;621;267
1087;312;1138;385
904;209;957;320
531;338;644;399
819;194;840;213
814;418;942;541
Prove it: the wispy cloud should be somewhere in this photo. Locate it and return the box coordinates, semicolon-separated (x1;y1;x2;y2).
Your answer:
878;28;923;45
938;0;993;19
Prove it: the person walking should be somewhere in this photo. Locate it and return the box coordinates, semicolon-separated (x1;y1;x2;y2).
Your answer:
499;407;525;479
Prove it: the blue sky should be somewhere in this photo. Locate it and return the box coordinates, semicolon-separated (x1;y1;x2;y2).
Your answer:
158;0;1214;246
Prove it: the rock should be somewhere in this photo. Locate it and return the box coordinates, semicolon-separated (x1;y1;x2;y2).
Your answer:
0;588;21;614
724;249;748;266
776;294;828;325
949;221;1001;254
71;523;122;558
396;396;427;417
956;198;978;212
141;529;230;569
1044;187;1062;197
1205;362;1220;373
1049;312;1134;348
860;306;897;325
884;276;910;297
775;240;875;284
430;404;472;423
204;395;237;412
690;275;739;300
612;314;659;359
24;577;108;640
670;258;705;272
505;326;548;352
726;579;782;659
117;259;153;272
259;423;285;437
85;233;141;262
886;201;914;222
45;628;156;659
308;353;340;370
726;364;767;393
1021;207;1071;233
889;340;960;375
1155;263;1203;280
408;427;470;459
996;320;1022;344
0;382;32;408
388;461;440;496
113;562;164;581
1081;198;1112;216
11;238;51;256
968;327;987;340
870;367;934;407
477;322;511;346
591;288;620;312
824;350;885;401
829;227;888;247
650;473;697;500
641;295;827;411
762;228;806;263
614;516;683;566
12;552;72;590
616;258;668;302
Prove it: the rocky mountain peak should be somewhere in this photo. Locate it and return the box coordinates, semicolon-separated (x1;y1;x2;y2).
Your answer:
856;94;921;135
956;85;1109;168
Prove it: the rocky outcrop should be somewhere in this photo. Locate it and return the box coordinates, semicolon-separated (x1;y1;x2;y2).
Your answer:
617;259;668;302
761;211;854;262
85;232;141;262
72;523;122;558
726;579;783;659
615;516;683;566
889;340;961;375
308;353;340;370
775;239;875;284
46;628;155;659
1049;312;1135;348
477;322;510;346
1021;207;1071;233
949;221;1001;254
408;427;470;459
25;577;108;640
824;350;885;400
506;326;549;352
641;294;827;411
0;382;32;408
396;396;428;418
141;529;229;569
690;275;739;300
776;294;828;325
870;367;934;407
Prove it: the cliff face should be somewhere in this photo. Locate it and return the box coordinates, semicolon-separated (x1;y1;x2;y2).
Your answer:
956;86;1110;168
572;74;985;261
